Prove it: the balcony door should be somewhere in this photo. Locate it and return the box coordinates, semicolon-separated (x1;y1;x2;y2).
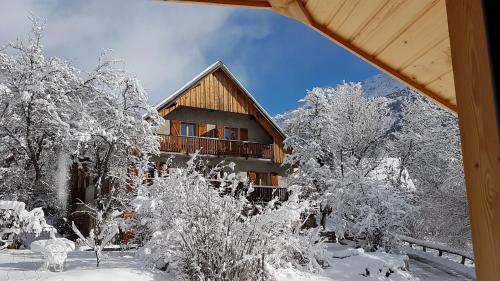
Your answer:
180;122;197;152
224;127;238;140
224;127;239;155
180;122;197;137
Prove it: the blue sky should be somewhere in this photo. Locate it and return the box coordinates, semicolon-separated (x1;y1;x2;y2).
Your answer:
0;0;381;115
218;10;381;114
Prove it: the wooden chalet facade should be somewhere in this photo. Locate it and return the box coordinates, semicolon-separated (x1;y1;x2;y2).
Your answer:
151;61;289;204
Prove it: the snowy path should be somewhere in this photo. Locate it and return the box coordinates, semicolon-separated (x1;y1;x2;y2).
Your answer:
409;259;473;281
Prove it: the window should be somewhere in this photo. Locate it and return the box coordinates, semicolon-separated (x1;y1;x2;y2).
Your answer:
180;122;197;137
224;127;238;140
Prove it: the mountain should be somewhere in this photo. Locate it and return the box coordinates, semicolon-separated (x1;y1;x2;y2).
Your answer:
273;73;411;128
361;73;407;97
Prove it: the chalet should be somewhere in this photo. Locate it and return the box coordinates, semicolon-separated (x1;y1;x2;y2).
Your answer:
69;61;288;239
151;61;289;203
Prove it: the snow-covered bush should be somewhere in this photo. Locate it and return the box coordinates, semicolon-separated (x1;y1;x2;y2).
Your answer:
0;200;51;249
134;156;326;280
30;231;75;272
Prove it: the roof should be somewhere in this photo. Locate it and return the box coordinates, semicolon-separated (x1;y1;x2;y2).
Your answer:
166;0;456;113
154;60;287;138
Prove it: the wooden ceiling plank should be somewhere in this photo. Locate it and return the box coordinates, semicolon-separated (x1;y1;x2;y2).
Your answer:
401;37;452;84
334;0;388;41
326;0;360;33
321;0;347;27
425;70;455;100
376;0;449;69
305;0;344;26
352;0;436;54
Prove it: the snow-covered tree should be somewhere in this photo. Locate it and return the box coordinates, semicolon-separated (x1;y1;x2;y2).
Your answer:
134;155;326;280
70;52;162;267
392;93;470;250
283;82;414;250
0;20;82;216
0;19;162;262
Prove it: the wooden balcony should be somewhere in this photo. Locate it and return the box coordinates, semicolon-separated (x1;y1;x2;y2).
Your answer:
159;134;273;160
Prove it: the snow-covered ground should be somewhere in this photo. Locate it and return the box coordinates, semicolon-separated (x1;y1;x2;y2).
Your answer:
1;243;474;281
274;244;415;281
0;249;169;281
0;244;416;281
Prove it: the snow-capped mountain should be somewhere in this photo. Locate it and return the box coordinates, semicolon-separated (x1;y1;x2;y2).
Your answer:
273;73;410;128
361;73;407;97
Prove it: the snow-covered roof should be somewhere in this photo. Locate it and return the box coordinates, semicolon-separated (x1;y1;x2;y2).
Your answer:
153;61;286;139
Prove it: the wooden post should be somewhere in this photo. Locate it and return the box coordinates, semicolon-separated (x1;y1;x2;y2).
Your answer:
446;0;500;280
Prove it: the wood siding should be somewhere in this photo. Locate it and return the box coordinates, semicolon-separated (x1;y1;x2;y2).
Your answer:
158;68;286;163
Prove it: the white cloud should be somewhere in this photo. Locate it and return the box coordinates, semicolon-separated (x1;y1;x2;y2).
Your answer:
0;0;272;104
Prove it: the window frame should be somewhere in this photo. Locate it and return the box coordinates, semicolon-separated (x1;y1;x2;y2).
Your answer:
180;122;197;137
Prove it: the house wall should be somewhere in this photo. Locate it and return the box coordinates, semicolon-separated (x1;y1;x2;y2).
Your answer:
160;106;273;144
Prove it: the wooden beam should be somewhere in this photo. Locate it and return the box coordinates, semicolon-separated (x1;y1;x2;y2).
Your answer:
268;0;312;24
446;0;500;280
163;0;272;9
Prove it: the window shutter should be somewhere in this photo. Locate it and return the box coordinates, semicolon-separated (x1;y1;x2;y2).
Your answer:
270;173;279;187
248;171;257;183
240;128;248;141
216;124;225;139
198;123;207;137
171;120;180;136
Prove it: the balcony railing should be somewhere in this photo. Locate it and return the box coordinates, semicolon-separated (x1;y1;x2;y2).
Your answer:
248;185;288;203
159;134;273;160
